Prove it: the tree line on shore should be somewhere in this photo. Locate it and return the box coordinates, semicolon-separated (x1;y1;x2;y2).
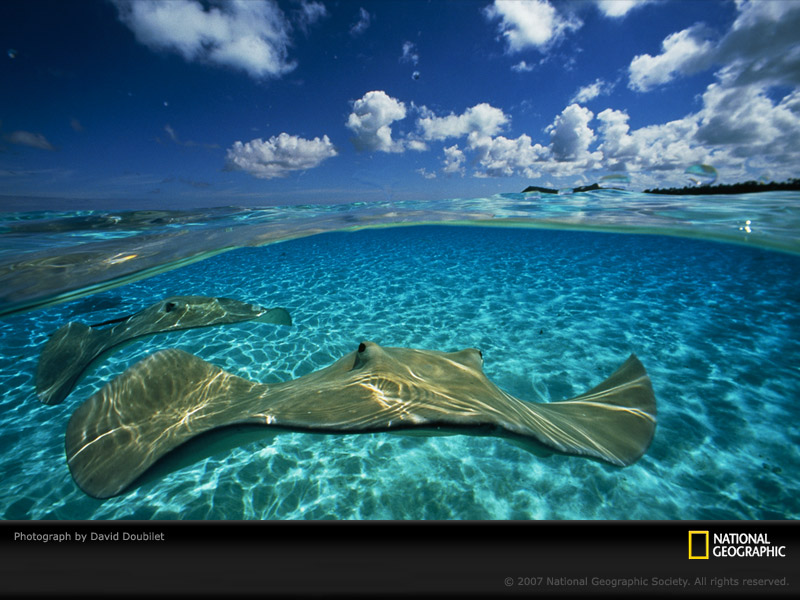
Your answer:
521;179;800;196
642;179;800;195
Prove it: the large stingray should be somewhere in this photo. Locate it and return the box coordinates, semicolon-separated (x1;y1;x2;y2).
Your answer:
36;296;291;405
65;341;656;499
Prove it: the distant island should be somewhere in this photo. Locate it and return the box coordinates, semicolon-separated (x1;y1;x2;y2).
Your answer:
522;179;800;196
521;183;602;194
521;185;559;194
642;179;800;195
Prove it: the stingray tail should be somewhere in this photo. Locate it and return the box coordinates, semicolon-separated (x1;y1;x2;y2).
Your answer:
507;354;657;466
65;348;263;499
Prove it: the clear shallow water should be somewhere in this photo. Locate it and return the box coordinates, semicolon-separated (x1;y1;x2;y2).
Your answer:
0;192;798;520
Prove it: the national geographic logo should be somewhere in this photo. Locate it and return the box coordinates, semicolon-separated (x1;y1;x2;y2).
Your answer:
689;531;786;559
689;531;709;559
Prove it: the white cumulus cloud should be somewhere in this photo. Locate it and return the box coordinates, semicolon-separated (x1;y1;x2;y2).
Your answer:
600;110;709;174
597;82;800;186
714;0;800;89
595;0;653;18
442;145;466;175
596;108;639;170
612;0;800;184
570;78;614;104
112;0;296;79
547;104;597;162
431;103;601;180
467;132;548;178
695;83;800;157
484;0;582;53
413;101;604;180
225;133;337;179
346;91;408;153
628;1;800;93
628;25;715;92
417;103;509;141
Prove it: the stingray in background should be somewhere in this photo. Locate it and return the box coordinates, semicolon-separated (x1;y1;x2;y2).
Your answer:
36;296;292;405
65;340;657;499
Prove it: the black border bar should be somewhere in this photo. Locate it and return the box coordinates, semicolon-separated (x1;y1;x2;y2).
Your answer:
1;521;797;596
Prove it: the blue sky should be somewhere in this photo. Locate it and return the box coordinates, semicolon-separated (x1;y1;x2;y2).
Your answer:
1;0;799;208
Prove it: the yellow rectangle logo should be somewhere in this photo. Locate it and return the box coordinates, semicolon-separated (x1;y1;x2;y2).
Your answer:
689;531;709;559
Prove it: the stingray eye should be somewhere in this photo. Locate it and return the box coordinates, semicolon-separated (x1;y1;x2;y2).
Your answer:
478;349;483;360
164;302;177;313
358;343;366;353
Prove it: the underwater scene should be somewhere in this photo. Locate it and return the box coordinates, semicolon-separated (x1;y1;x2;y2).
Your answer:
3;0;800;522
0;190;798;520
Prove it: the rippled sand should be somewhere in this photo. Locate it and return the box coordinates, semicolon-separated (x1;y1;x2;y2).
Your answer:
1;225;797;519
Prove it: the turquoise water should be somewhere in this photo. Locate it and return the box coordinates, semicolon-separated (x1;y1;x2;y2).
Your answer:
0;192;798;519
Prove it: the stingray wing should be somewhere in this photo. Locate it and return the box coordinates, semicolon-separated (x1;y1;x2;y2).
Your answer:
36;322;111;406
499;354;657;466
65;349;264;498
